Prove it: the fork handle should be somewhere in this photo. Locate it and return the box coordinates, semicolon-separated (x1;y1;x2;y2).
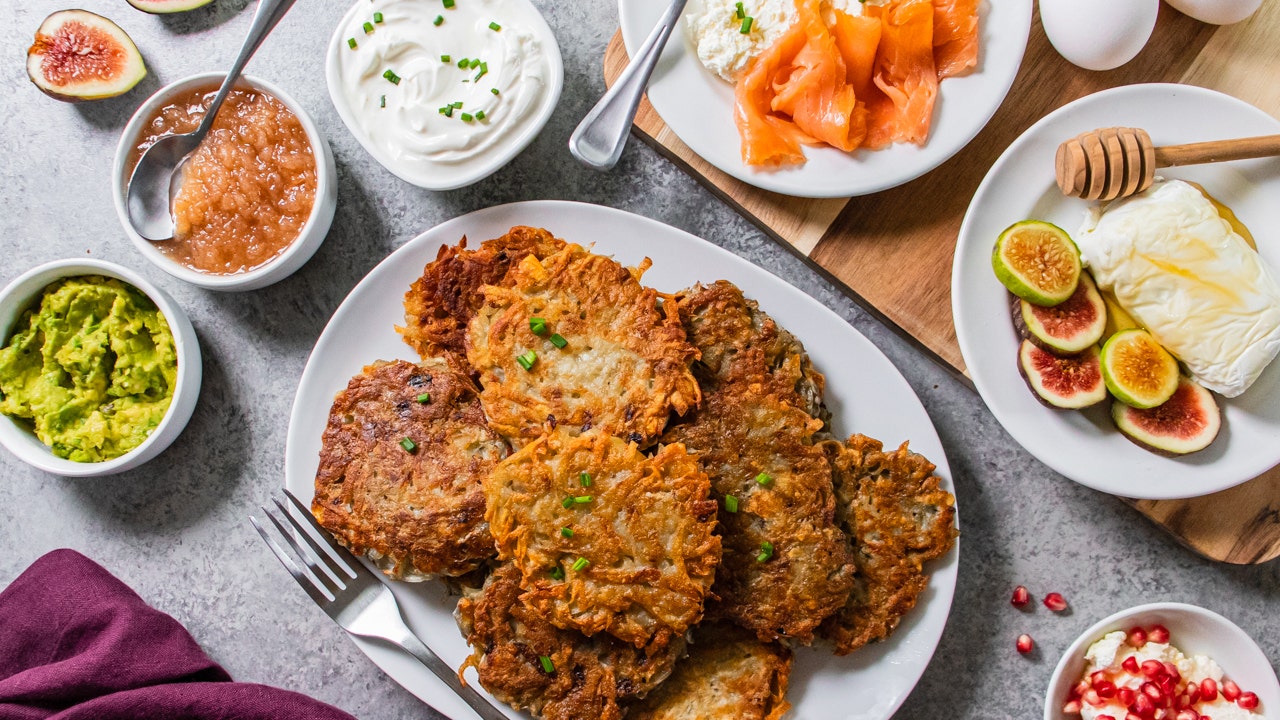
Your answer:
381;626;510;720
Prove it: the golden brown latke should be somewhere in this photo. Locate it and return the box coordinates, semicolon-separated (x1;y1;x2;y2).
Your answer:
485;431;720;649
466;243;700;447
400;226;566;364
627;623;792;720
456;563;684;720
662;385;855;644
312;359;507;580
819;434;958;655
675;280;827;425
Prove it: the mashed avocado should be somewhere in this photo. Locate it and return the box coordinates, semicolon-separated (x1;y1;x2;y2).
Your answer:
0;276;177;462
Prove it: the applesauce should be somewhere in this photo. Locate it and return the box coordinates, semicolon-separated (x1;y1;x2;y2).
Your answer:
127;83;316;275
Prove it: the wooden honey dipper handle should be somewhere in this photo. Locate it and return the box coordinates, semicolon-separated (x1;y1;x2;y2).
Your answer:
1057;128;1280;201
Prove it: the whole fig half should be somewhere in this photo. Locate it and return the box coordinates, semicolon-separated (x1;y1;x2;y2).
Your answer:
27;10;146;102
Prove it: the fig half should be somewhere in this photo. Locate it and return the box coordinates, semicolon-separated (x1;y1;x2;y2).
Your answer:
126;0;215;14
992;220;1081;306
27;10;146;102
1017;340;1107;410
1013;272;1107;354
1112;376;1221;456
1101;329;1179;409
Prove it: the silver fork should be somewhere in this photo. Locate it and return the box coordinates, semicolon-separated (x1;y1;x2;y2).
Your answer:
250;490;509;720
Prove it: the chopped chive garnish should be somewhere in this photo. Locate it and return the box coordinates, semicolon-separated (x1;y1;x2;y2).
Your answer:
549;333;567;349
474;66;487;82
347;37;358;49
380;94;386;108
735;1;745;19
441;54;451;62
756;541;774;562
443;0;455;8
574;495;593;504
755;472;772;486
475;110;486;120
724;494;739;513
373;11;383;22
383;69;401;84
550;566;565;580
579;472;591;487
572;557;590;572
363;21;374;33
491;87;500;95
740;16;753;33
433;14;443;25
516;349;537;370
416;392;430;403
530;318;548;335
489;21;501;30
561;496;574;509
458;58;470;69
451;101;463;108
400;437;417;453
561;527;574;538
539;655;554;673
461;112;474;122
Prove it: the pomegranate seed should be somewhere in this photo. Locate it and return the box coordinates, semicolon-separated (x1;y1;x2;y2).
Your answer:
1098;715;1117;720
1142;682;1165;702
1186;685;1200;705
1092;671;1111;686
1084;689;1104;707
1075;679;1093;698
1174;692;1191;710
1175;711;1200;720
1222;680;1241;702
1095;679;1118;699
1237;691;1259;710
1123;656;1141;674
1155;710;1168;720
1133;693;1156;717
1119;687;1137;705
1200;679;1218;701
1016;633;1034;654
1141;660;1166;678
1044;592;1069;611
1011;585;1030;607
1160;675;1179;697
1163;662;1181;681
1148;624;1170;643
1063;699;1083;714
1126;714;1143;720
1129;627;1149;648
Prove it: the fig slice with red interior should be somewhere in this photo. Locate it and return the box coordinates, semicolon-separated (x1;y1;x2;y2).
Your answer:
1018;340;1107;410
26;10;146;102
1112;376;1221;456
1013;272;1107;354
126;0;215;14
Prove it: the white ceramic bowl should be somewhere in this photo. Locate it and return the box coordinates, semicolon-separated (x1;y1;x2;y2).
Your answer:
0;259;202;477
112;73;338;292
1044;602;1280;720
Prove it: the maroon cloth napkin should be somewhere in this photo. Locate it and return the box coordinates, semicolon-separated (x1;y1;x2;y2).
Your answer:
0;549;358;720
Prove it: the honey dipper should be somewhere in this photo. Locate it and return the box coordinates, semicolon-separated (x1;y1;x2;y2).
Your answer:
1055;128;1280;201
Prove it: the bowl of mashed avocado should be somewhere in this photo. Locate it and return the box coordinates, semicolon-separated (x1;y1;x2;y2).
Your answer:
0;260;201;476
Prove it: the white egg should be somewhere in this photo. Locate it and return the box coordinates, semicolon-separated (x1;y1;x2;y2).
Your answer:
1163;0;1261;25
1040;0;1159;71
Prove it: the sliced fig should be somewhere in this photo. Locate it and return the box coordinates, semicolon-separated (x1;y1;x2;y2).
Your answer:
1013;272;1107;354
26;10;146;102
992;220;1081;306
1112;377;1221;456
1017;340;1107;410
126;0;215;14
1101;329;1180;409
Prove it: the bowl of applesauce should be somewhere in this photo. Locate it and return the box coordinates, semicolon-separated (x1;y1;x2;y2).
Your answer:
112;73;337;291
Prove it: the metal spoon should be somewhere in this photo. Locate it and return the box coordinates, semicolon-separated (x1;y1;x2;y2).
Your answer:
126;0;299;241
569;0;687;170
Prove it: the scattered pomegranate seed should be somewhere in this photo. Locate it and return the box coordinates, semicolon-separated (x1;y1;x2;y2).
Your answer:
1133;692;1156;717
1119;687;1137;706
1125;713;1143;720
1011;585;1030;607
1163;662;1181;681
1123;656;1141;674
1155;710;1169;720
1222;680;1241;702
1098;715;1117;720
1186;684;1200;705
1092;671;1111;686
1129;627;1149;648
1141;660;1166;678
1043;592;1069;612
1096;679;1118;699
1174;692;1191;710
1016;633;1034;654
1148;624;1170;643
1200;679;1218;701
1084;689;1104;707
1237;691;1259;710
1175;711;1200;720
1075;679;1093;699
1063;699;1083;714
1142;681;1165;702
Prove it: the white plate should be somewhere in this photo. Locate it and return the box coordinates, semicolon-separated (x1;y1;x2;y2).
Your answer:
953;84;1280;500
285;201;959;720
618;0;1032;198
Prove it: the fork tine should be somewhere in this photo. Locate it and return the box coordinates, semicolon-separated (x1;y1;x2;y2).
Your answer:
250;514;334;606
263;503;346;598
271;494;351;587
281;490;360;580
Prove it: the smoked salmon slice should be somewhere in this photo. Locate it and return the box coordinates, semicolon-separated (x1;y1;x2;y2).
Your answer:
770;0;862;152
865;0;938;148
933;0;979;79
734;22;811;166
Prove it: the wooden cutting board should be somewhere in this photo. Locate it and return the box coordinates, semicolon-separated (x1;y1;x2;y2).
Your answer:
603;4;1280;564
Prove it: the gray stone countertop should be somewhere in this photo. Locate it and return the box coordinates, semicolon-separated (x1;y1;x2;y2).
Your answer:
1;1;1276;718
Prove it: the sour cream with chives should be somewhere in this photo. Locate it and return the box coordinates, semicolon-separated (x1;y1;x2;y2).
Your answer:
327;0;561;189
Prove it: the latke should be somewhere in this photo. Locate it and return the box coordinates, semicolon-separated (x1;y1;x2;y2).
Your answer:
311;359;507;580
819;434;958;655
484;431;720;649
466;244;700;446
456;563;683;720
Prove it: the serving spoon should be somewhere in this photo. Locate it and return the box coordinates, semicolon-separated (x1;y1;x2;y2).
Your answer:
1055;127;1280;202
569;0;687;170
126;0;299;241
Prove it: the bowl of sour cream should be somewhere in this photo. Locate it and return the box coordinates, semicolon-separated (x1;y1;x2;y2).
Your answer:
326;0;562;190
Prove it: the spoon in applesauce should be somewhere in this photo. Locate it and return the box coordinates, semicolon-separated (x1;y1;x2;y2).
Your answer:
126;0;297;241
